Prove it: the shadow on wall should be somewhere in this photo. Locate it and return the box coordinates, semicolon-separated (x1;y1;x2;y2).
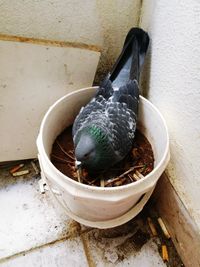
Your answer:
140;41;152;98
138;0;156;98
94;29;152;100
93;0;142;85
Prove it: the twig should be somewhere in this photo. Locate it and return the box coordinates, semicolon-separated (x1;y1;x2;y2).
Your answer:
133;173;140;181
69;150;75;159
77;168;82;183
100;177;105;187
114;177;126;186
56;140;75;160
118;165;145;178
31;161;40;175
105;176;122;186
105;165;145;186
51;154;74;164
135;170;145;179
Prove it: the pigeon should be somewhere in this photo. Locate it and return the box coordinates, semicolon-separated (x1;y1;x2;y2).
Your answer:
72;28;149;171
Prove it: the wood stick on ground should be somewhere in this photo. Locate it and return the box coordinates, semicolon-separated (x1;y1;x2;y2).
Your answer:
12;170;29;177
158;217;171;239
31;161;40;175
147;217;158;236
10;164;24;174
128;174;134;182
162;245;169;262
56;140;75;160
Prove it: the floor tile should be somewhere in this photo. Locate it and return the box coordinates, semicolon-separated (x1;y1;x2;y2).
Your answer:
0;237;87;267
0;162;79;259
81;216;167;267
0;162;184;267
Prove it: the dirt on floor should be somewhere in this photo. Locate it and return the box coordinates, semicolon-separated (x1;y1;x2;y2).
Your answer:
0;160;184;266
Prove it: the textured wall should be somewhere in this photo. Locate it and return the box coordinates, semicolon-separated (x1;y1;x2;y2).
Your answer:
0;0;141;82
140;0;200;228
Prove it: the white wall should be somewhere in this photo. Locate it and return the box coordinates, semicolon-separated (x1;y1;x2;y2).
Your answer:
140;0;200;228
0;0;141;78
0;41;100;161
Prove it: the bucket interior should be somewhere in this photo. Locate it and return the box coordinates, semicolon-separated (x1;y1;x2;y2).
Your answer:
41;88;97;157
137;98;168;169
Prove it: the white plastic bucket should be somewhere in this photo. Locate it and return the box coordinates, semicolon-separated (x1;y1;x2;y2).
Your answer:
37;87;170;229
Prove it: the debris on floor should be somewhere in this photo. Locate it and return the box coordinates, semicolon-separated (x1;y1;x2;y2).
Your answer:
9;163;24;174
81;203;184;267
157;217;171;240
0;159;184;267
31;160;40;175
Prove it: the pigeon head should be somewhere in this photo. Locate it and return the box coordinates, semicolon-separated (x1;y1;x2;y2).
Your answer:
74;125;112;170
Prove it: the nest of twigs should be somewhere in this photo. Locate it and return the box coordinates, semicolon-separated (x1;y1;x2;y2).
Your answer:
51;126;154;187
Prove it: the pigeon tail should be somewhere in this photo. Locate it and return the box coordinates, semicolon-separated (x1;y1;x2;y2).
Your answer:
72;28;150;170
110;28;149;87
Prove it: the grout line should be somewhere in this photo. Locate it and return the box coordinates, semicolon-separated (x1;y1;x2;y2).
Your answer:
0;220;96;265
81;233;96;267
0;235;73;264
0;33;102;53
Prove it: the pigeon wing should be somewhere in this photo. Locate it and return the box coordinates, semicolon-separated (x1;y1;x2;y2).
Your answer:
72;95;106;137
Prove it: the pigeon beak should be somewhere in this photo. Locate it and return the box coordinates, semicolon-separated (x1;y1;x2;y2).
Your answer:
75;160;82;170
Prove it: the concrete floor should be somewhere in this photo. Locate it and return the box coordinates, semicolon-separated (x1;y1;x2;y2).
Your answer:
0;160;183;267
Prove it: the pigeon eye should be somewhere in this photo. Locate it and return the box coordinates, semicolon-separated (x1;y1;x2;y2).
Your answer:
84;153;90;158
